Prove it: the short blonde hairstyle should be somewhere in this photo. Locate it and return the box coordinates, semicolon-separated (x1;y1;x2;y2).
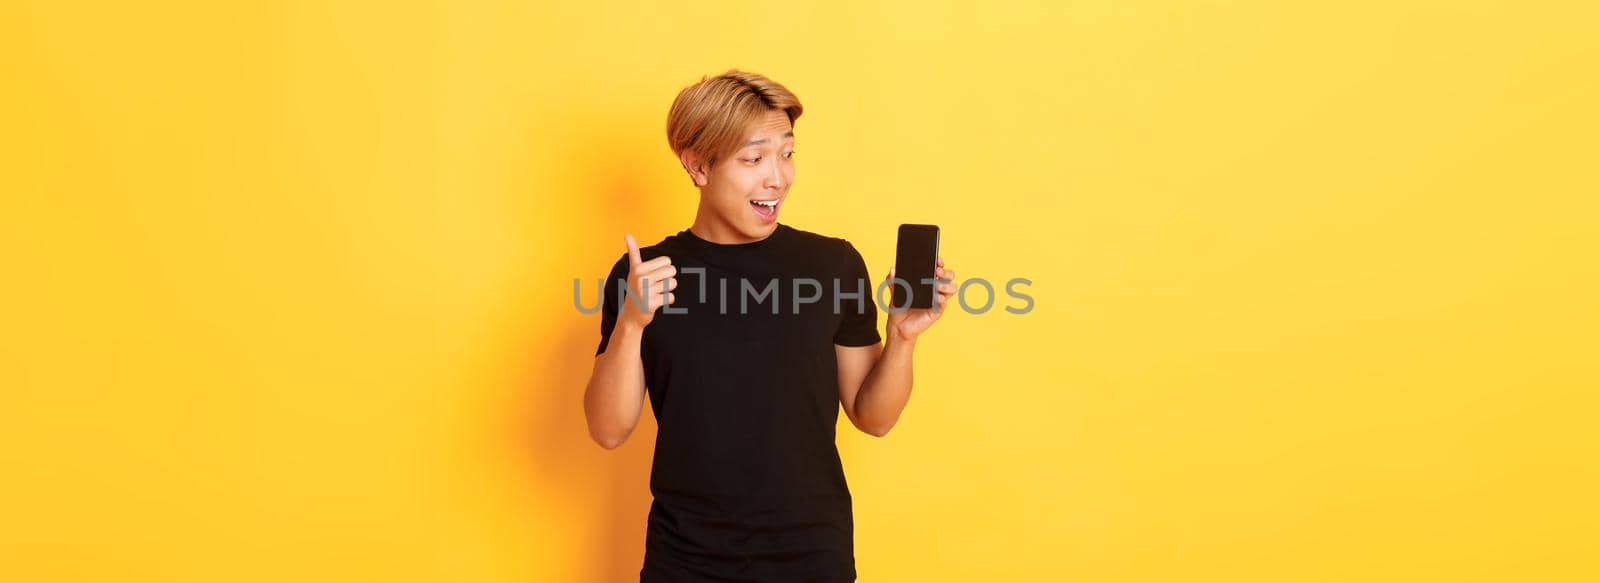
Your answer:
667;69;803;169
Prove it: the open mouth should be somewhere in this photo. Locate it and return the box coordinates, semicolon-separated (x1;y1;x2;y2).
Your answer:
750;199;779;222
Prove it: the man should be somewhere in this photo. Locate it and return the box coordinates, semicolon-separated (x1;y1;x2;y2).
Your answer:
582;69;955;582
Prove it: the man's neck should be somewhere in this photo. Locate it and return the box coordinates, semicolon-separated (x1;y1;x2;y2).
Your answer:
689;210;772;245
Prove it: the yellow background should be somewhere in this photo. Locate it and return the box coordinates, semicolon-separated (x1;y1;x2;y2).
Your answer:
4;1;1597;581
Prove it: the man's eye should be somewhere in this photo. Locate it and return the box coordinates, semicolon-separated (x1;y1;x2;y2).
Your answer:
784;151;795;159
745;157;761;164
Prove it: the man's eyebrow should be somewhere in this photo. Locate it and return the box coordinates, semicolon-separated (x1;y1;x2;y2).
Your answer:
744;131;795;147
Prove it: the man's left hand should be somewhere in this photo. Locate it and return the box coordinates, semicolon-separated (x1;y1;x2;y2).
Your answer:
885;257;956;343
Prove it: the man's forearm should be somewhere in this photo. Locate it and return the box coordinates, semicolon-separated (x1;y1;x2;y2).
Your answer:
585;321;647;448
852;331;917;436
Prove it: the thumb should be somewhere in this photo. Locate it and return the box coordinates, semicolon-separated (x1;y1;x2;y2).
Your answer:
624;233;642;268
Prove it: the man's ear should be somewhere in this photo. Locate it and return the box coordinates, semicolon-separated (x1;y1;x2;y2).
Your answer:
679;149;710;187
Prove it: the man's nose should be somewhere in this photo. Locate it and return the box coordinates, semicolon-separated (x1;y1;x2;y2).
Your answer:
764;163;785;190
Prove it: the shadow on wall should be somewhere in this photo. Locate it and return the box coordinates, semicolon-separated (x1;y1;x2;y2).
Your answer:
514;117;677;581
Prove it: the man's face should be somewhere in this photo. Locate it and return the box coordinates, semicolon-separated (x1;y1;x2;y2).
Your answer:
698;109;795;241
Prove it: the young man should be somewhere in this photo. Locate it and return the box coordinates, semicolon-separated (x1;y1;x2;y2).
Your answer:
582;69;955;582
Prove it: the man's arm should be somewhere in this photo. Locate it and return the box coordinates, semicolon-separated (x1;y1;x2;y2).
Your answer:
836;260;955;437
584;234;676;449
586;321;649;449
836;334;914;437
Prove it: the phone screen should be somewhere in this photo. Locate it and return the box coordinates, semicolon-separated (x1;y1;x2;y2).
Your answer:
892;224;941;310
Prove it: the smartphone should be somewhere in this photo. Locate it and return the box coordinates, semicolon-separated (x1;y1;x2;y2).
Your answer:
892;224;941;310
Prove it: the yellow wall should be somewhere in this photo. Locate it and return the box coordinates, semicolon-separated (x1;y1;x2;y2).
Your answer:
4;1;1597;581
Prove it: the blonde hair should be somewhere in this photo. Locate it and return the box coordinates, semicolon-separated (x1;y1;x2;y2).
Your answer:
666;69;803;170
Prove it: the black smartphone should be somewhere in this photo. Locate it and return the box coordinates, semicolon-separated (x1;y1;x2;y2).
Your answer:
892;224;941;310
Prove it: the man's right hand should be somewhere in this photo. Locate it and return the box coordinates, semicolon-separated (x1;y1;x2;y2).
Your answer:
618;233;676;330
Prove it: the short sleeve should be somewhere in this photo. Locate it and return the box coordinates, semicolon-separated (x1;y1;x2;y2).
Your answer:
832;240;882;347
595;254;631;356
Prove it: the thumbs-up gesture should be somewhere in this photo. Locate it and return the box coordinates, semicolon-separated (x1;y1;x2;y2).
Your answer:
619;233;677;329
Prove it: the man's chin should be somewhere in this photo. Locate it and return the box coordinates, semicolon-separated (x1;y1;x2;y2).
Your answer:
740;223;775;237
735;221;777;240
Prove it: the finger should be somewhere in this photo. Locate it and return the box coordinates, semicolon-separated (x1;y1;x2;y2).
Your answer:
938;282;956;295
937;256;944;268
939;268;955;281
633;276;656;298
636;255;672;273
625;234;643;268
641;264;677;281
644;287;665;309
647;286;670;304
665;292;675;305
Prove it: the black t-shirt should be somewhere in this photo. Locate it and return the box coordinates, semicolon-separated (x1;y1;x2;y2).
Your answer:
595;223;881;582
